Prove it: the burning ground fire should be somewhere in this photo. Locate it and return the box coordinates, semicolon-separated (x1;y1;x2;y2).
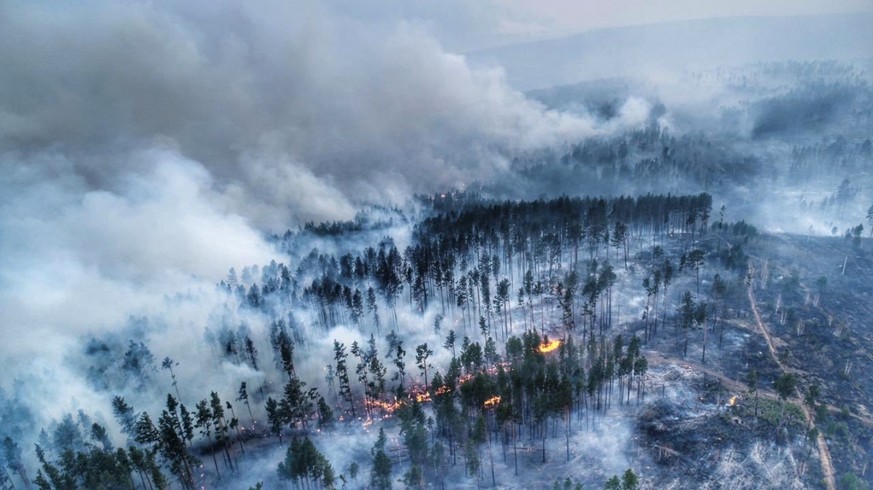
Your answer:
364;368;505;417
367;398;404;413
414;384;451;403
728;395;738;407
365;384;452;415
483;395;501;408
538;339;561;354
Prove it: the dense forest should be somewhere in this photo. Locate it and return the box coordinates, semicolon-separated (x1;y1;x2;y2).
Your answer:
4;185;871;489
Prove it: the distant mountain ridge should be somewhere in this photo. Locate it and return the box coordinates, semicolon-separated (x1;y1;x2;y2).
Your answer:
467;13;873;90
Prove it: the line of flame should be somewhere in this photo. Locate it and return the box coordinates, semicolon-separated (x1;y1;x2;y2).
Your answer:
538;339;561;353
483;395;501;408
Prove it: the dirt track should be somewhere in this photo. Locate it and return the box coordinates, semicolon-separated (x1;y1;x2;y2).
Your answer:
748;285;837;490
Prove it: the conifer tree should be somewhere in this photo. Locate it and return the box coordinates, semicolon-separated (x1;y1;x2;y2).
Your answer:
370;428;392;490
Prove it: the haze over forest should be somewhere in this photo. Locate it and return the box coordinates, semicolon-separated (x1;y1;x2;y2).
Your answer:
1;2;872;489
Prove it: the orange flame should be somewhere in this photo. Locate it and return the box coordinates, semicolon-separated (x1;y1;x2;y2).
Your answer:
728;395;738;407
362;364;512;420
483;395;501;408
366;399;403;413
538;339;561;354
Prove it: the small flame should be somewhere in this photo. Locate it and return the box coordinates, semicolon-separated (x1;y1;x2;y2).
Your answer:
728;395;738;407
538;339;561;354
366;398;403;414
483;395;501;408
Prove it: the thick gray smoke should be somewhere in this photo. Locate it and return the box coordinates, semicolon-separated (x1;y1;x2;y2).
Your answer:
0;0;620;437
0;0;609;229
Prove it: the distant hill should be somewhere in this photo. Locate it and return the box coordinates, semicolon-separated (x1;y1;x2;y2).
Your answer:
467;13;873;90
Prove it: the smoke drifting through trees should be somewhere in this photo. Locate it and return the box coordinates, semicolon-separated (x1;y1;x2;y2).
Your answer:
0;189;762;487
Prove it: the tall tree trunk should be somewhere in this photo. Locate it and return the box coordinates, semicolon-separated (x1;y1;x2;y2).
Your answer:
565;408;571;462
206;433;221;479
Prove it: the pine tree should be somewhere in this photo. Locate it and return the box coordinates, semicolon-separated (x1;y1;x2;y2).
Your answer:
160;357;182;403
317;396;335;428
334;340;355;419
443;330;456;358
112;396;138;441
622;468;639;490
237;381;256;429
193;400;221;480
210;392;236;473
133;413;159;447
243;336;259;371
370;428;392;489
484;337;500;367
774;373;797;425
2;437;29;490
156;407;195;488
387;332;407;395
179;403;195;448
276;331;296;380
265;397;283;443
367;286;381;332
278;437;335;488
415;343;433;386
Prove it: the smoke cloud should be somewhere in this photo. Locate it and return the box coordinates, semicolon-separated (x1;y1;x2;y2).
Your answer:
0;0;604;228
0;0;610;435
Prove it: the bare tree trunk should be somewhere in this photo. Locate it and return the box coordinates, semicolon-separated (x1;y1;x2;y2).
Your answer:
565;408;571;462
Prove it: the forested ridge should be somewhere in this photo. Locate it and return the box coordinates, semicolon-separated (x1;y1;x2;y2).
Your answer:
1;191;772;489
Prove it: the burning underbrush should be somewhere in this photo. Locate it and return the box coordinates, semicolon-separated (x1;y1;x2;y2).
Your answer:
361;364;513;418
538;338;562;354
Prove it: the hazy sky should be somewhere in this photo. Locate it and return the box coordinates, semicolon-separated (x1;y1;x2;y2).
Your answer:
497;0;873;40
303;1;873;52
